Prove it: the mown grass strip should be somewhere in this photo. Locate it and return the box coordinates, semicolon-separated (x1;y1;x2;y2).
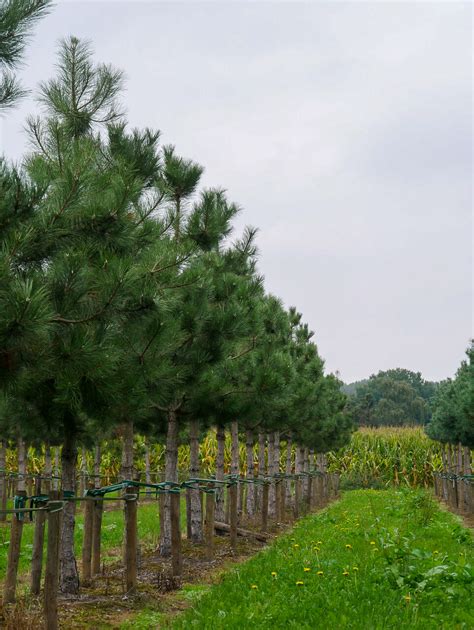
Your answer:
169;489;473;629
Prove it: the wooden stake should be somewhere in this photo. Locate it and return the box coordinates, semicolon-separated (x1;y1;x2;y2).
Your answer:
44;491;61;630
30;494;47;595
275;479;281;522
82;495;94;586
229;483;238;550
204;491;215;561
91;498;104;575
306;475;313;510
3;489;26;603
261;482;269;533
0;441;6;522
170;492;182;576
124;486;138;594
279;479;286;522
294;477;301;519
456;443;464;512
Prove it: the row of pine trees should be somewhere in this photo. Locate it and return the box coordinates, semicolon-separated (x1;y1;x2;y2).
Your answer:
0;1;353;595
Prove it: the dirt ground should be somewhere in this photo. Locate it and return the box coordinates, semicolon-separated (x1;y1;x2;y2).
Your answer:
0;518;294;630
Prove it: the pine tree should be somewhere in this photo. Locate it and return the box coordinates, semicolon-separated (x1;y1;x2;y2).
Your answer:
427;343;473;448
0;0;51;109
8;36;165;594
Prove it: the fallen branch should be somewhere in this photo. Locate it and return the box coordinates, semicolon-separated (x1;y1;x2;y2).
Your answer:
214;521;271;542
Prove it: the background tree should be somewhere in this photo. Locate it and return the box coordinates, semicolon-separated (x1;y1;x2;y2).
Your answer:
345;369;438;427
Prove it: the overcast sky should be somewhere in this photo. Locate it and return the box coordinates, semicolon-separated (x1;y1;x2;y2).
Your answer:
1;1;472;383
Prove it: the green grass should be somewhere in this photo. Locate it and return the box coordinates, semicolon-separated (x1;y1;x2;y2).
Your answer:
0;497;187;580
169;489;474;629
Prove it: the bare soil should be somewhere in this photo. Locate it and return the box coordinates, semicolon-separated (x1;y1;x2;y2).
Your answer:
0;516;298;630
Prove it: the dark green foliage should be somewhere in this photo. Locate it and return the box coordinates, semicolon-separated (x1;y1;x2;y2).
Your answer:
1;30;355;465
426;344;473;448
346;369;438;427
0;0;51;108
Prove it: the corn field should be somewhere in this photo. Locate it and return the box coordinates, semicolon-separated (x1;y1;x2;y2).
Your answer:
4;426;454;489
328;426;444;488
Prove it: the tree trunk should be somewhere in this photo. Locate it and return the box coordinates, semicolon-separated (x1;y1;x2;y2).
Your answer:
268;432;276;518
160;410;178;556
285;436;293;507
60;428;80;595
79;446;87;498
121;421;134;481
215;426;226;522
302;447;309;510
245;429;255;517
0;439;6;522
257;432;266;510
456;443;464;511
308;448;315;508
294;445;303;518
3;437;26;603
230;420;240;515
273;432;281;520
189;418;202;542
230;420;240;537
463;446;472;514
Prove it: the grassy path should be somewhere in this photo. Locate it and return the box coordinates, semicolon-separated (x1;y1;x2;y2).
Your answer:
166;489;473;629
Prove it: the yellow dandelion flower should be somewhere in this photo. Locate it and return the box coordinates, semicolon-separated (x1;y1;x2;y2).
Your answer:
303;567;311;572
370;541;376;545
271;571;277;577
296;580;304;586
251;584;258;589
317;571;324;576
433;550;439;555
342;570;350;576
293;544;299;548
313;546;320;552
404;594;411;603
345;544;352;549
352;566;359;571
317;541;322;545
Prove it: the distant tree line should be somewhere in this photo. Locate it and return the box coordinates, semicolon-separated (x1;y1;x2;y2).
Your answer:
343;369;439;427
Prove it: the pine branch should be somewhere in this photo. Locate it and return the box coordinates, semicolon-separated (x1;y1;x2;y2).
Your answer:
228;337;257;361
149;251;194;275
51;278;122;324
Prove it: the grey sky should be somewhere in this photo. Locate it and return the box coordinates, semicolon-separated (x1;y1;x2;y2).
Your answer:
1;1;472;383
